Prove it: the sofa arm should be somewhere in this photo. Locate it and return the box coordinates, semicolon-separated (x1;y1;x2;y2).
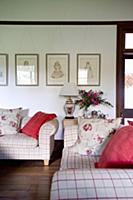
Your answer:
64;125;78;148
39;118;59;147
38;118;59;165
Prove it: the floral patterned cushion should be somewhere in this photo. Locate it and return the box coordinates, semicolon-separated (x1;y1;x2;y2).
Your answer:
0;108;22;136
69;117;121;156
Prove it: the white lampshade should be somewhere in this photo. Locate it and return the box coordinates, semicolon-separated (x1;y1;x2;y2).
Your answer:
60;82;79;97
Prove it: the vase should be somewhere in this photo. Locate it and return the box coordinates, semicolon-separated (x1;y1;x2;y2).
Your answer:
83;108;90;118
91;110;99;118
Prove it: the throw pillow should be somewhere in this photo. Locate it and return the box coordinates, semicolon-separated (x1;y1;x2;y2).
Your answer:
128;120;133;126
0;107;22;136
69;117;121;156
96;125;133;168
20;111;56;139
19;109;29;129
20;109;29;119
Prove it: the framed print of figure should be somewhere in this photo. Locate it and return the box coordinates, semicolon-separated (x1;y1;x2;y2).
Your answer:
77;54;101;86
46;54;69;86
15;54;39;86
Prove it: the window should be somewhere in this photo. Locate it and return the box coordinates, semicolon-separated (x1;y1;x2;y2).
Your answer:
125;33;133;49
117;23;133;123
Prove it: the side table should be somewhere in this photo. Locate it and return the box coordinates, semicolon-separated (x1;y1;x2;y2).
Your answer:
63;118;78;128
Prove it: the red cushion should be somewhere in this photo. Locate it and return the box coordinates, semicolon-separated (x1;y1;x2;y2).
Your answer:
128;120;133;126
95;125;133;168
21;111;56;139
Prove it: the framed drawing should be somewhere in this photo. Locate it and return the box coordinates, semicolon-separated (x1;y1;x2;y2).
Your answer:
46;54;69;86
15;54;39;86
0;54;8;86
77;54;101;86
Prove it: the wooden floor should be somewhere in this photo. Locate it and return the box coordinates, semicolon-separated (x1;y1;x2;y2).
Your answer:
0;159;60;200
0;141;63;200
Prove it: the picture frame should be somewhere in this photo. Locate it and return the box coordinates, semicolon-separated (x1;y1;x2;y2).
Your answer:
15;54;39;86
77;54;101;86
46;54;69;86
0;54;8;86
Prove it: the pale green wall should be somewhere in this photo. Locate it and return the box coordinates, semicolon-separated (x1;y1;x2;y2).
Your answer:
0;0;133;21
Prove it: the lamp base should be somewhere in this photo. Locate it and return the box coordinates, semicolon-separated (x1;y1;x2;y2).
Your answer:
64;97;75;119
65;116;74;119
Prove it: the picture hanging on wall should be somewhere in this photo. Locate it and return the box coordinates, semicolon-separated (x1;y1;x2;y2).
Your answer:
15;54;39;86
77;54;101;86
46;54;69;86
0;54;8;86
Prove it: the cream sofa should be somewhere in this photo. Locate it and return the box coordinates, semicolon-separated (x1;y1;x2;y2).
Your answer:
0;115;58;165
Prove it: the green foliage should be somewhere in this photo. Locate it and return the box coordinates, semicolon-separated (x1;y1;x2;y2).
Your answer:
75;90;113;110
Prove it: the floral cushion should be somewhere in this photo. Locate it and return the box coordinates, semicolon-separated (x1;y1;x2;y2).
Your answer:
0;108;22;136
69;117;121;156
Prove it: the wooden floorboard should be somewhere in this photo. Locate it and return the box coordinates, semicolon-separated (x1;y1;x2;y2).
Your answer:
0;159;61;200
0;140;63;200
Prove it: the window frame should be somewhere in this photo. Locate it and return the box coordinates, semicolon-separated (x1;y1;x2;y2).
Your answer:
116;23;133;120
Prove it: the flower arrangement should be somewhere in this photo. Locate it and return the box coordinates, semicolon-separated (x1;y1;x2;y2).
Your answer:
75;89;113;110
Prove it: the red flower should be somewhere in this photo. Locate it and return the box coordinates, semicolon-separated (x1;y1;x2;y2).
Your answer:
10;121;17;128
96;135;104;144
83;123;92;131
86;149;92;155
1;115;6;120
75;89;113;110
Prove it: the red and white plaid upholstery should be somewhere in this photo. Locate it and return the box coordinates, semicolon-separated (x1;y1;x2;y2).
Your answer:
64;125;78;148
0;117;58;161
60;147;99;170
51;168;133;200
51;123;133;199
0;133;37;148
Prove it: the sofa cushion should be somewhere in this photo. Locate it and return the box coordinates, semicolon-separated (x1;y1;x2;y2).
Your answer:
128;120;133;125
0;133;38;148
69;117;121;156
0;108;22;136
96;125;133;168
20;111;57;139
21;116;31;128
20;109;29;119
